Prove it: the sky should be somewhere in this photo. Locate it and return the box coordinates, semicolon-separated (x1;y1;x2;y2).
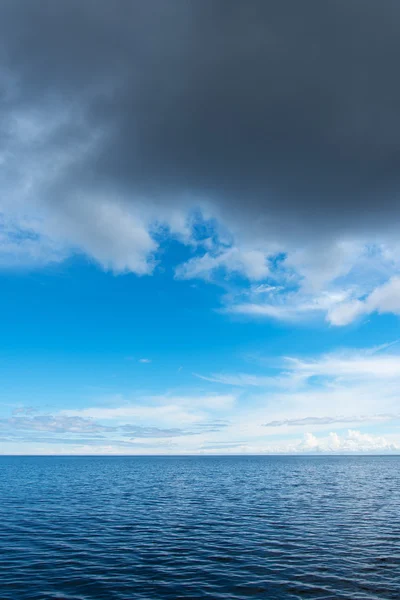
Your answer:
1;1;400;454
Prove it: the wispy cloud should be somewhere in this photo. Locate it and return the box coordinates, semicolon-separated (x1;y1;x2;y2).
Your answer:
194;372;275;387
191;345;400;452
62;393;236;423
0;415;110;433
221;244;400;325
198;347;400;390
119;425;194;438
12;406;38;416
176;247;270;281
283;350;400;380
1;415;227;438
0;413;231;453
264;414;400;427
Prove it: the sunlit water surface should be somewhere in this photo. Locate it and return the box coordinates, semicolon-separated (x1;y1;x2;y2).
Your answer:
1;455;399;599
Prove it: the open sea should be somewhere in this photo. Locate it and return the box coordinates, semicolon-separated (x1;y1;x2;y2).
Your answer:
0;455;399;600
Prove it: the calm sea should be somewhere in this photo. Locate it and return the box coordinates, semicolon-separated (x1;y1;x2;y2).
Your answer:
0;456;399;599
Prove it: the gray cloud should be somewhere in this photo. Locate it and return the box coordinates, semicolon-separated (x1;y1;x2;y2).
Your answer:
0;433;177;449
264;414;400;427
192;420;230;433
201;440;246;448
2;0;400;250
119;422;229;438
0;415;111;433
0;415;226;439
119;425;191;438
12;406;38;416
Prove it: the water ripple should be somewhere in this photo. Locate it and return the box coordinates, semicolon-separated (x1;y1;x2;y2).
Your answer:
0;456;399;599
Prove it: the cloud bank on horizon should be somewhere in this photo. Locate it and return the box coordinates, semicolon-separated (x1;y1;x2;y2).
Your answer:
1;2;400;454
2;345;400;455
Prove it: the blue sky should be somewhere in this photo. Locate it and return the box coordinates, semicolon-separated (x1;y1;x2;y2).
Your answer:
1;225;400;455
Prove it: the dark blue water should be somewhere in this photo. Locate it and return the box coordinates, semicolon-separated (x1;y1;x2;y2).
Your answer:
1;456;399;599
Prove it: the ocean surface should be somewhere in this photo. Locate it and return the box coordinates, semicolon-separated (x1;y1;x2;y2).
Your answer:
0;456;399;600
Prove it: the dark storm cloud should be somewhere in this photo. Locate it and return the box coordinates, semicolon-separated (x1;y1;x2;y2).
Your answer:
2;0;400;241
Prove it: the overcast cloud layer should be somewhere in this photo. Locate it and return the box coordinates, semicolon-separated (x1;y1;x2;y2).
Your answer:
3;1;400;229
2;1;400;324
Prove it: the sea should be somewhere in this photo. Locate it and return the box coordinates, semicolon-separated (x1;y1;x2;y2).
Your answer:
0;455;399;599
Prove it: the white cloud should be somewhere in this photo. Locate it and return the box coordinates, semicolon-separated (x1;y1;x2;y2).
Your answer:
251;284;282;294
3;362;400;453
227;289;355;322
327;299;365;326
139;358;152;363
228;302;296;320
1;283;400;454
228;273;400;327
328;276;400;325
195;372;276;387
63;404;200;424
221;243;400;325
199;347;400;391
283;350;400;380
368;276;400;313
190;429;400;455
176;247;270;281
298;429;399;453
61;394;236;426
2;428;398;455
192;346;400;450
197;430;400;455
